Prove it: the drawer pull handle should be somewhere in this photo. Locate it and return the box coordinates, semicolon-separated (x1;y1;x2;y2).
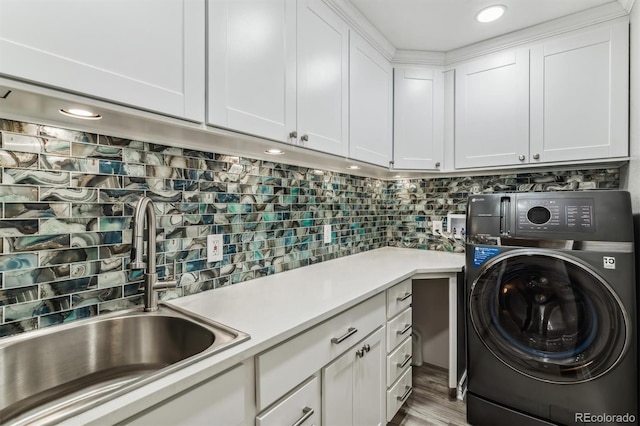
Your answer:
397;292;412;302
397;324;412;335
292;407;314;426
398;354;412;369
397;386;412;402
331;327;357;344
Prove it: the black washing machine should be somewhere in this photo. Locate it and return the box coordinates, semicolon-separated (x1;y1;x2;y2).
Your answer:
465;191;638;426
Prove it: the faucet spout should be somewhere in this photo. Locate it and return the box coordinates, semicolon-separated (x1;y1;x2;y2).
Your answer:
130;197;177;312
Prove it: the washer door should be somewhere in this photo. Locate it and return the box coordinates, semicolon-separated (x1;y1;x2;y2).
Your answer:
470;249;629;384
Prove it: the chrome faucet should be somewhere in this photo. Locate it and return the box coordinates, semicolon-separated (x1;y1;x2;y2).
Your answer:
130;197;177;312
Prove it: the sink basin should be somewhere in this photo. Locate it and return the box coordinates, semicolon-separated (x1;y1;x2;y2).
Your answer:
0;304;249;425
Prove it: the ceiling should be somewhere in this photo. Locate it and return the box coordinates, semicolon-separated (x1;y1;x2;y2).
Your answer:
348;0;626;52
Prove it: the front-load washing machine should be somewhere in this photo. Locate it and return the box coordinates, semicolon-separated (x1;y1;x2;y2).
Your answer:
465;190;637;425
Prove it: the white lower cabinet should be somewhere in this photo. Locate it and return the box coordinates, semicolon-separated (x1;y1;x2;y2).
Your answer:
322;326;386;426
124;363;252;426
385;280;413;421
255;293;386;426
257;375;321;426
255;293;385;411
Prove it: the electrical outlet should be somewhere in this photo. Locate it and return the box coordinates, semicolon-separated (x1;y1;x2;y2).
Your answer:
432;220;443;235
207;234;223;262
323;224;332;244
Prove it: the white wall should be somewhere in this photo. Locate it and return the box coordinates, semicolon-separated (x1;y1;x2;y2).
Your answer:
628;3;640;212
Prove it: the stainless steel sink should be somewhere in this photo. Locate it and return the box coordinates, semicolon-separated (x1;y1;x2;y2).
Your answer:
0;304;249;425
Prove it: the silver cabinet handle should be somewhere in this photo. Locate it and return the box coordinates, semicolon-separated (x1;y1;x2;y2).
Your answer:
356;348;365;358
289;131;298;139
331;327;357;344
533;153;540;160
397;324;412;335
518;154;526;161
363;344;370;352
292;407;314;426
301;134;309;142
397;386;412;402
397;292;411;302
398;354;412;369
435;162;441;168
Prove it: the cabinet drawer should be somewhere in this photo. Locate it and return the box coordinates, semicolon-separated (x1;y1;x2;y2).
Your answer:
387;336;412;386
256;375;320;426
386;366;413;422
256;293;385;411
387;307;412;352
386;279;412;318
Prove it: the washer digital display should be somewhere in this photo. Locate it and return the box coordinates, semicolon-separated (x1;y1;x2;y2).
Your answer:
517;198;595;232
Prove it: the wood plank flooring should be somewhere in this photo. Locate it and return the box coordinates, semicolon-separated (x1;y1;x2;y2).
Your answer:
388;364;469;426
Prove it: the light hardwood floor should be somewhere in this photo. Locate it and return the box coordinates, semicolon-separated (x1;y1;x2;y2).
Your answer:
388;364;469;426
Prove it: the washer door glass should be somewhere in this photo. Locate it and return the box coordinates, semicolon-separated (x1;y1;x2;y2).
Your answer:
470;250;628;383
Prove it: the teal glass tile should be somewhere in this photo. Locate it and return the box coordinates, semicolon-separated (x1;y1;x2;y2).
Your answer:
4;296;70;322
0;318;38;338
99;217;129;231
40;247;98;267
40;306;97;328
0;185;38;202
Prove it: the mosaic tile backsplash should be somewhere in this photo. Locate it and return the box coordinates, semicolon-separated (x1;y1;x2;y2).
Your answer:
0;117;620;338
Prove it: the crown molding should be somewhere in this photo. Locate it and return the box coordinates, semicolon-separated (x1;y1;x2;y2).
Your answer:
392;50;446;67
445;2;629;65
323;0;396;61
618;0;636;13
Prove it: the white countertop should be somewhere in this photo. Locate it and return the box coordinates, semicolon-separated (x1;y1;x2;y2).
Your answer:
66;247;465;425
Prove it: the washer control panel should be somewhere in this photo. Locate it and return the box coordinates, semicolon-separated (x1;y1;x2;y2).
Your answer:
517;198;595;233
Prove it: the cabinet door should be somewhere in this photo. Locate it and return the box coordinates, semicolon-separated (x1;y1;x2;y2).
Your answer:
455;49;529;169
322;345;355;426
393;68;444;170
0;0;205;121
353;327;385;426
530;22;629;163
349;33;393;167
322;327;385;426
208;0;296;142
125;363;249;426
297;0;349;157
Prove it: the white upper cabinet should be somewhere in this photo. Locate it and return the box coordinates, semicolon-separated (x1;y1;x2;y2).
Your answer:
393;67;444;170
454;49;530;169
349;33;393;167
0;0;205;121
530;21;629;163
208;0;296;141
297;0;350;157
208;0;348;156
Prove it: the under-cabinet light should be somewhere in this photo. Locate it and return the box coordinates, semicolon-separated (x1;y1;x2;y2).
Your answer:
59;108;102;120
264;148;285;155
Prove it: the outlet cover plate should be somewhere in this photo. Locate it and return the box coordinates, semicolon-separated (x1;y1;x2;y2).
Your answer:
323;224;331;244
207;234;223;262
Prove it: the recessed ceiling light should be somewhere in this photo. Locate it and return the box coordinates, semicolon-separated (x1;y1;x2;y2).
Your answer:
475;5;506;23
346;165;360;170
264;148;284;155
59;108;102;120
